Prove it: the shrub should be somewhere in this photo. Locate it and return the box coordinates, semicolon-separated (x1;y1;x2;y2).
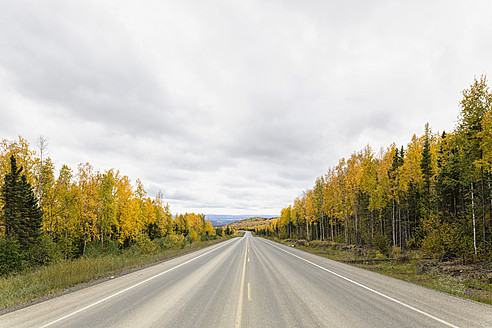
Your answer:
406;237;419;250
422;230;446;258
295;239;308;246
41;238;63;263
373;234;391;256
136;237;158;254
84;241;121;257
200;234;217;242
309;240;331;248
0;237;25;275
375;251;385;259
159;233;185;249
187;230;199;243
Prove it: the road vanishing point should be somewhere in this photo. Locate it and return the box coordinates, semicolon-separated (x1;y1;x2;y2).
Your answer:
1;232;491;327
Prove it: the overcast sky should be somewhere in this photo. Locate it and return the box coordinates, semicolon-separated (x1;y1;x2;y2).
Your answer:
1;1;491;216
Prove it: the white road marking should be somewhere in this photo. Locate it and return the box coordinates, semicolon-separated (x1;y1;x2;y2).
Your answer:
38;238;239;328
247;282;251;301
265;240;460;328
235;236;249;328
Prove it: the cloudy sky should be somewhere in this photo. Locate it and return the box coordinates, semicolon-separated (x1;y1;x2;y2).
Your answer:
1;1;491;216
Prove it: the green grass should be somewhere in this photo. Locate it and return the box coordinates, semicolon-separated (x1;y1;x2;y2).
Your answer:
0;237;232;310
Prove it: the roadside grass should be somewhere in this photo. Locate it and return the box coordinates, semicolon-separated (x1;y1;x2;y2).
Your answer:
353;260;492;305
0;237;232;311
271;237;492;305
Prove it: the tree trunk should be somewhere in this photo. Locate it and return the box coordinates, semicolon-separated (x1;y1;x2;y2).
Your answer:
331;217;334;242
354;200;359;244
398;201;402;248
480;167;487;261
101;214;104;248
321;210;325;241
343;207;348;244
380;209;383;236
306;219;309;240
370;209;374;242
82;185;88;255
489;174;492;259
101;200;105;248
392;198;396;246
471;182;477;256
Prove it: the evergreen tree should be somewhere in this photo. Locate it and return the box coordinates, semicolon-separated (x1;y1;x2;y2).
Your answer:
457;75;492;260
19;175;43;250
1;155;43;254
1;155;22;238
421;133;432;198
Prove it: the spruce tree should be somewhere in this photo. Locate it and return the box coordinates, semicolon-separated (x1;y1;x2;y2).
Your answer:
1;155;22;238
421;135;432;198
19;175;43;250
1;155;43;254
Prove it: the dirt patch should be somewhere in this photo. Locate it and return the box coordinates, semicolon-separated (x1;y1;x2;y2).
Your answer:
416;261;492;298
419;261;492;282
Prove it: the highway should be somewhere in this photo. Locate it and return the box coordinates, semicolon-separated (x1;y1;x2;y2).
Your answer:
1;232;491;327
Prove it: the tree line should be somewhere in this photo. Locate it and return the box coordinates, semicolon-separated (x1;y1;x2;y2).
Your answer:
0;138;231;274
260;76;492;262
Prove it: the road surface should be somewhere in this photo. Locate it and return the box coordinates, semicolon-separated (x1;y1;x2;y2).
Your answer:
1;232;491;327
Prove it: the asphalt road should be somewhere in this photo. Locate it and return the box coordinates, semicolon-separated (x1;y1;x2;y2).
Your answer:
1;232;491;327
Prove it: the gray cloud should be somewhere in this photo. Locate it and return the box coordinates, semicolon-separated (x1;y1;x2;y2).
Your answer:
1;0;492;215
0;2;179;137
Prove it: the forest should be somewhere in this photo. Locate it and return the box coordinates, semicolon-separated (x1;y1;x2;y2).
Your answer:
0;138;232;275
258;76;492;263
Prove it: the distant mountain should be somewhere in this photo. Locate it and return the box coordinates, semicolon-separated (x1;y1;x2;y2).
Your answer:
206;214;277;227
226;216;278;230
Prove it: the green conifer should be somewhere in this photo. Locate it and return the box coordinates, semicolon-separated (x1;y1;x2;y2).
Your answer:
1;155;43;254
1;155;22;238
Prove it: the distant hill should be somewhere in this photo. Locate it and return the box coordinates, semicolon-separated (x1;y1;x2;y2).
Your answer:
206;214;277;227
226;216;278;230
